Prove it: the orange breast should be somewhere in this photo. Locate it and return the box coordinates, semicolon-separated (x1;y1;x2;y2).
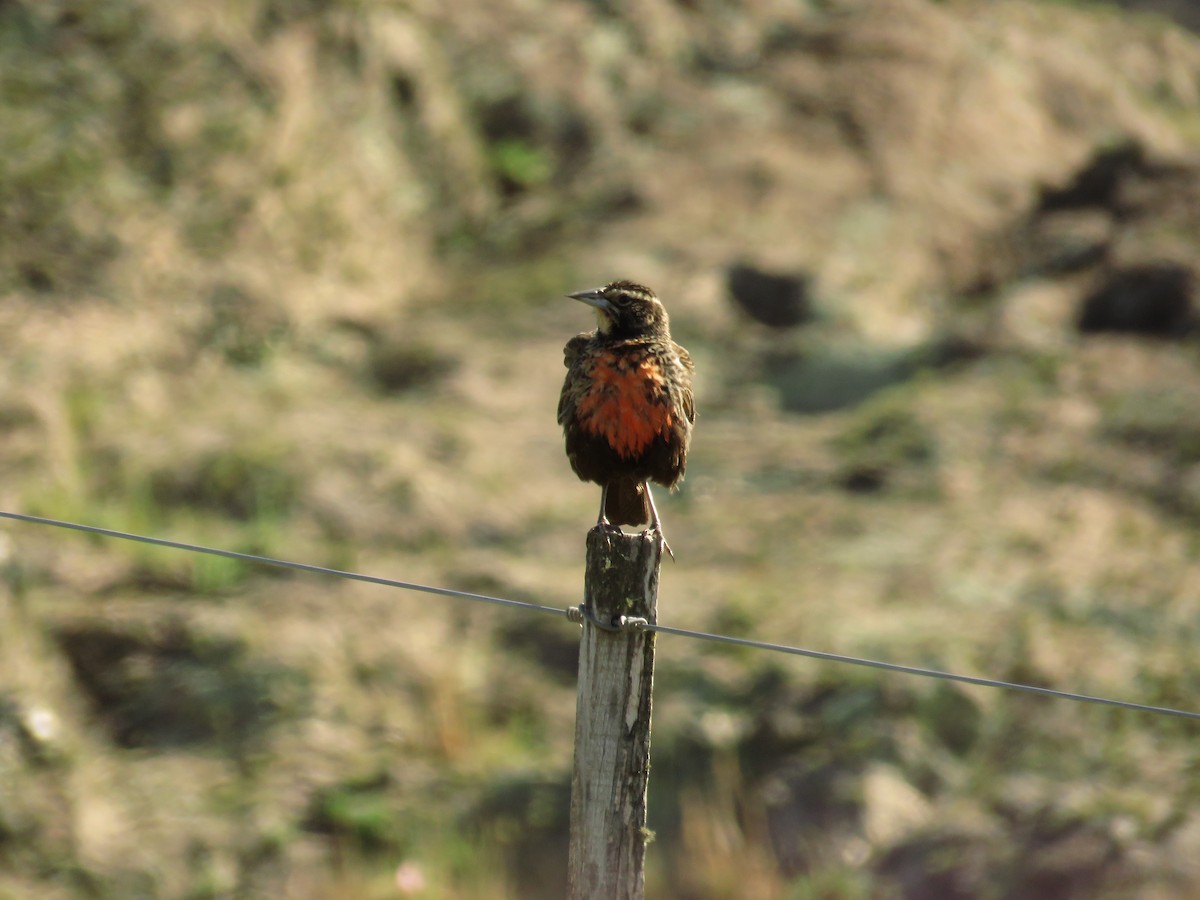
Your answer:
576;354;673;458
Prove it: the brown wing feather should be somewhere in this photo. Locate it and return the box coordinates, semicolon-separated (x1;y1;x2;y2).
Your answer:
558;333;592;428
673;341;696;425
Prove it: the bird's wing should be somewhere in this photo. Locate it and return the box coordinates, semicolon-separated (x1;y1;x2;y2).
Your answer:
558;336;590;427
557;377;573;428
674;342;696;424
563;334;590;369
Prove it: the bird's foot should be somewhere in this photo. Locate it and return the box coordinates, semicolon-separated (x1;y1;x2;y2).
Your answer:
590;518;622;553
642;484;674;560
591;517;623;536
648;526;675;562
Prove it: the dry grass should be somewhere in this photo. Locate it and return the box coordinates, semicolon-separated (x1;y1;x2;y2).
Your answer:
3;0;1200;896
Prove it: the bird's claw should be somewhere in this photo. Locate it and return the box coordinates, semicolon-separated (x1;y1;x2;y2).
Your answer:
590;520;622;554
649;526;675;562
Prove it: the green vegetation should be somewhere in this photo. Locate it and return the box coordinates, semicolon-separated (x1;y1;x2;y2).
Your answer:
831;390;938;493
487;139;554;193
1102;387;1200;464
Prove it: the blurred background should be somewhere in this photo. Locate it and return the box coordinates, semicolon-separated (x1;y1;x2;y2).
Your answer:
3;0;1200;896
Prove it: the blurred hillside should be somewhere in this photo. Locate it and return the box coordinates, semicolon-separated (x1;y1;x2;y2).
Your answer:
3;0;1200;897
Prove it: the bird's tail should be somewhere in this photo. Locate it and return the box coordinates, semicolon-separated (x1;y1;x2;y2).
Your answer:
605;479;649;527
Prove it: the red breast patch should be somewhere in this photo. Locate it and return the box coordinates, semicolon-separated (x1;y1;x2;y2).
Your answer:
577;354;673;458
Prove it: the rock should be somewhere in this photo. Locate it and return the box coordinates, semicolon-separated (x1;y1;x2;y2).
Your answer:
1077;263;1195;337
1036;141;1151;215
1111;0;1200;32
53;618;308;751
726;263;814;329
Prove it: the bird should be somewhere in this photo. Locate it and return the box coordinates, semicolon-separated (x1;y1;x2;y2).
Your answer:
558;280;695;556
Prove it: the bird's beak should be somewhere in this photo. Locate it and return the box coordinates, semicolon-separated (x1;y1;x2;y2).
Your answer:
567;288;613;314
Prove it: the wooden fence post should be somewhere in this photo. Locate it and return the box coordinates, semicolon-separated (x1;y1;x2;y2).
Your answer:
568;527;662;900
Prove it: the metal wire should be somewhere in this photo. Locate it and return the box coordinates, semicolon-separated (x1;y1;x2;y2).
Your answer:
638;622;1200;722
4;509;1199;722
0;511;568;619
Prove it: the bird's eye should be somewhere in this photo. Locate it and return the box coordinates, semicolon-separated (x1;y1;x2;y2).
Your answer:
611;293;630;306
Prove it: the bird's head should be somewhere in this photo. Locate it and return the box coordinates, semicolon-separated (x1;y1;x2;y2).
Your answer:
568;280;668;338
